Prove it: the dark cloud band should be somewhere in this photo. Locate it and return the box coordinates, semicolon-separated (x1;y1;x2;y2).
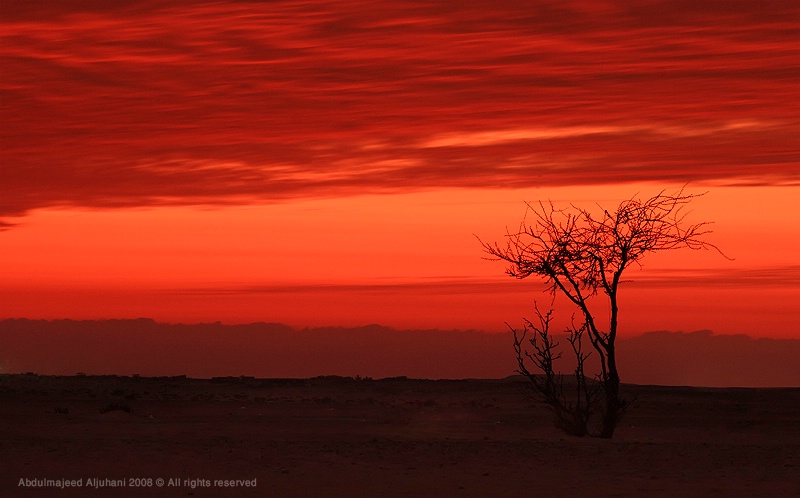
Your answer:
2;0;798;221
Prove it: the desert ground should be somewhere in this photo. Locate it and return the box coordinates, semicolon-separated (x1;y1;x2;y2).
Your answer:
1;374;798;497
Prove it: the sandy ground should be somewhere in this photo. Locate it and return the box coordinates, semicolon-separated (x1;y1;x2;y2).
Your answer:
1;374;798;497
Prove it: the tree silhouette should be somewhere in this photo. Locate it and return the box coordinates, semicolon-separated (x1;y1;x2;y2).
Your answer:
481;188;725;438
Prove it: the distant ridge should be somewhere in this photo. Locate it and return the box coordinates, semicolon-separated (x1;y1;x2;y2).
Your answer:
1;319;798;387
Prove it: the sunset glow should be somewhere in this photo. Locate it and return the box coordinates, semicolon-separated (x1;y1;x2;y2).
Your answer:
2;185;798;338
2;1;799;366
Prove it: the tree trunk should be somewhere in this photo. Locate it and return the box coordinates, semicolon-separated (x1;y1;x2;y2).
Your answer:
599;350;621;439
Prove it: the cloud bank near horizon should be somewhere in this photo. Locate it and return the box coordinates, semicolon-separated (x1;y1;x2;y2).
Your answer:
2;0;798;222
1;318;798;387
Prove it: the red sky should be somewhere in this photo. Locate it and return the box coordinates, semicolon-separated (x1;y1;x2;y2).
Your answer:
1;1;799;345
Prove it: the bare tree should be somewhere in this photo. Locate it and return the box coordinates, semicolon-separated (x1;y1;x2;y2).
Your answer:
511;303;602;437
481;188;725;438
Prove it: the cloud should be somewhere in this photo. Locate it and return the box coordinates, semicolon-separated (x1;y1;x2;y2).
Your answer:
175;265;800;298
625;265;800;288
173;277;520;297
618;330;800;387
2;318;798;386
2;0;798;222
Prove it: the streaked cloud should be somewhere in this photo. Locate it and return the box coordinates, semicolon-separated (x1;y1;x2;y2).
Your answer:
178;264;800;296
2;0;798;222
625;265;800;288
174;277;518;296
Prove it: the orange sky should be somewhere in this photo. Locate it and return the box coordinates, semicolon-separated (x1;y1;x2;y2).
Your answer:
2;1;799;342
1;185;798;338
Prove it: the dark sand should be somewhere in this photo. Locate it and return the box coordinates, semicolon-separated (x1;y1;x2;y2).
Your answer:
1;374;798;497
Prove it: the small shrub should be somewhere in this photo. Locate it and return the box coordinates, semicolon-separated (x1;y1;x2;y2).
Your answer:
100;402;132;414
